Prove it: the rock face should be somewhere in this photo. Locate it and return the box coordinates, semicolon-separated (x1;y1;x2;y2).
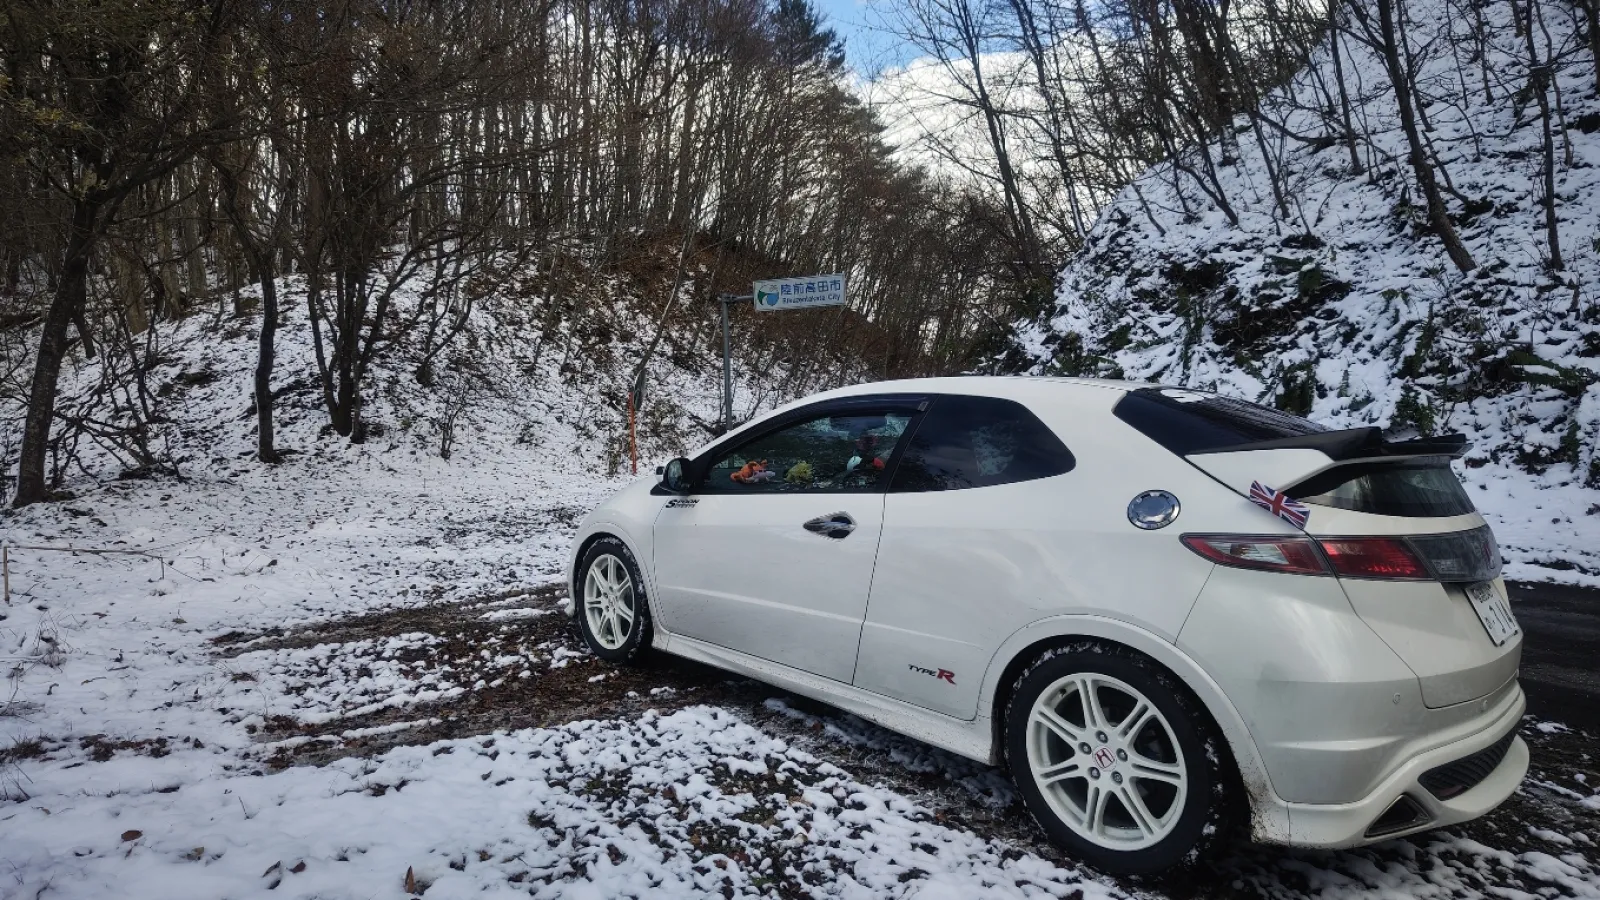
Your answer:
1010;0;1600;486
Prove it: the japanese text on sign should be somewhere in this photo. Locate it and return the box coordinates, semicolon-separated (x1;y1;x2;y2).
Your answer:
752;274;847;312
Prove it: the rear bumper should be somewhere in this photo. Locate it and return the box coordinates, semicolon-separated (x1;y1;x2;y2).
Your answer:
1271;683;1527;848
1177;564;1528;847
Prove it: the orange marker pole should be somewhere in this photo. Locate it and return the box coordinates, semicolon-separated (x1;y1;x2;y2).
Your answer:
628;392;639;476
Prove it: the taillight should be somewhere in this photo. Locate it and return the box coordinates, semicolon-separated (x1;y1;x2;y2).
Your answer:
1180;535;1328;575
1319;538;1430;580
1408;526;1502;582
1181;529;1496;581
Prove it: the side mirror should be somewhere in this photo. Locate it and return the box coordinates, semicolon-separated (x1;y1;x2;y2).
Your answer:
661;457;693;494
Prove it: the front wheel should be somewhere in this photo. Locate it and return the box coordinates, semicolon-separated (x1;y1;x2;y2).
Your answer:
1004;647;1233;875
576;536;653;663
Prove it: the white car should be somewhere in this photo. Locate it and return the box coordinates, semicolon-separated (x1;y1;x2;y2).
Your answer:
566;376;1527;874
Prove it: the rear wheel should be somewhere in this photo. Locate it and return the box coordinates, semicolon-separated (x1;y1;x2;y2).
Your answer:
1005;647;1231;875
576;537;652;663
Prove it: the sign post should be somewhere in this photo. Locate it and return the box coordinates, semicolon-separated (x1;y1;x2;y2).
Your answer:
716;274;847;433
718;294;742;433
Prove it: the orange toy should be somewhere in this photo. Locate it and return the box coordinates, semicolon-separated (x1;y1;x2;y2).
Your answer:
730;460;770;483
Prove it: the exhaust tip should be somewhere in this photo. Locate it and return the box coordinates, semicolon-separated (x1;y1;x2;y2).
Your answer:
1366;793;1432;839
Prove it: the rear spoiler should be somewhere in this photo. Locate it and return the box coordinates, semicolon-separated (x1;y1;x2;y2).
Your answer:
1182;429;1471;502
1188;427;1471;461
1110;387;1473;501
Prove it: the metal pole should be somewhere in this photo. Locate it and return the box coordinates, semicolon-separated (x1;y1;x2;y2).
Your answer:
720;296;733;432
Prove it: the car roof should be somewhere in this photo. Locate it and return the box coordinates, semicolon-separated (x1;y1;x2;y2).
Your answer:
799;375;1156;403
691;376;1157;460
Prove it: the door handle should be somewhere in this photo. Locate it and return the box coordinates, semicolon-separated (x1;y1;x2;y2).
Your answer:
803;512;856;539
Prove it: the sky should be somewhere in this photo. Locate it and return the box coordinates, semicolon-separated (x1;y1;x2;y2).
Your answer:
812;0;920;75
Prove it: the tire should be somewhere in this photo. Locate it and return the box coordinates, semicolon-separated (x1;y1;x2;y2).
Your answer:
575;536;653;664
1003;645;1234;876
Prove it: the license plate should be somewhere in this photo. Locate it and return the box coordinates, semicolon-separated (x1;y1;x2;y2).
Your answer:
1465;580;1519;646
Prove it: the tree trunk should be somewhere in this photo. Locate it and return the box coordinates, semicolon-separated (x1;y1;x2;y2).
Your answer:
1581;0;1600;93
1523;0;1562;269
1372;0;1477;272
15;196;101;506
1329;17;1364;175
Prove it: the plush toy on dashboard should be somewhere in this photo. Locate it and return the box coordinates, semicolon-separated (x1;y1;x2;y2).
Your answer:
731;460;776;483
785;461;813;484
846;433;887;473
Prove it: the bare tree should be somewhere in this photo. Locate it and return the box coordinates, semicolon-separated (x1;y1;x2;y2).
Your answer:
1;0;242;505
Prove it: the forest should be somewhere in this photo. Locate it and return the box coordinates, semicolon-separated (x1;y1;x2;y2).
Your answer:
3;0;1599;504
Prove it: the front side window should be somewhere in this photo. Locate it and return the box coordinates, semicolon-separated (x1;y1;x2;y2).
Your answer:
703;412;913;492
891;395;1075;492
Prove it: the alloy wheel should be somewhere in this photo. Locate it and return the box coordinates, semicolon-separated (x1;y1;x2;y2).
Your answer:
582;553;637;650
1025;672;1189;851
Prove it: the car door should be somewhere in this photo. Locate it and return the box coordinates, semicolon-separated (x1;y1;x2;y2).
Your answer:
854;393;1081;718
652;400;919;683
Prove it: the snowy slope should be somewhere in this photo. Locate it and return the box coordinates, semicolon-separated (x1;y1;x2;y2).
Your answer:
1011;0;1600;581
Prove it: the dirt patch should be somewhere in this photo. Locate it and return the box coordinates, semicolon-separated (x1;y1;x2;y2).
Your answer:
76;734;210;763
215;584;758;768
1;737;50;764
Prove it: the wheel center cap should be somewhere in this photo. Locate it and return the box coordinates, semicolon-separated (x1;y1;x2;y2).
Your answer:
1093;746;1116;770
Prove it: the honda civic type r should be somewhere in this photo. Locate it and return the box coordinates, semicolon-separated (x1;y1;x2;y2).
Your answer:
565;376;1528;874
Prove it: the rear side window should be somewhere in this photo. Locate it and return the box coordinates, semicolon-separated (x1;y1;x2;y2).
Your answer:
1289;459;1476;517
1114;387;1325;456
890;395;1075;492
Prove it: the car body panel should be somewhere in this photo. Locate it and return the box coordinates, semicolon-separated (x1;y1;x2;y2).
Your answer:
1336;577;1522;708
854;383;1257;720
652;493;886;683
1281;686;1527;847
1177;563;1430;804
658;629;997;763
1185;447;1338;496
1295;507;1519;710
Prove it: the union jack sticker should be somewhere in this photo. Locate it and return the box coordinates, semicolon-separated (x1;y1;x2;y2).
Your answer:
1249;481;1311;529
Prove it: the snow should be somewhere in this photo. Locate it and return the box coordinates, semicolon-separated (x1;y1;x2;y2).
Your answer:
0;707;1139;900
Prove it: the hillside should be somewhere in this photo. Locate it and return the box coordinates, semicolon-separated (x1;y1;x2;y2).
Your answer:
0;234;882;499
1009;0;1600;581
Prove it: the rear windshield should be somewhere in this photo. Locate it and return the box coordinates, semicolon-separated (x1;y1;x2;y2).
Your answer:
1113;387;1326;456
1288;459;1476;517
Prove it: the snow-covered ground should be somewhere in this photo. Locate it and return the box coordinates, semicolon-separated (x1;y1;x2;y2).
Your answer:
1;395;1599;898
